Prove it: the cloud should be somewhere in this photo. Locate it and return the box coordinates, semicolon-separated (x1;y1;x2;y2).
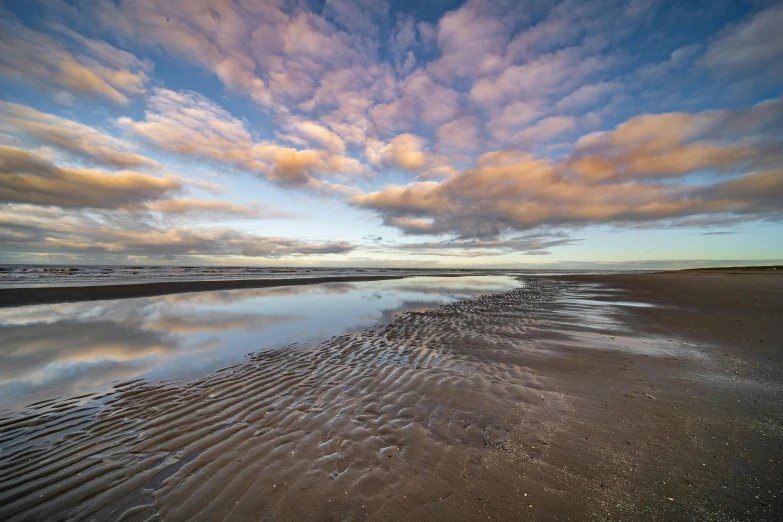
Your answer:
0;205;354;259
554;81;620;112
352;99;783;238
287;118;347;153
698;170;783;216
510;116;576;146
120;88;253;156
121;89;365;193
138;199;293;220
0;145;178;209
0;102;159;169
369;133;430;170
295;65;395;153
389;14;420;75
436;116;483;151
395;235;577;256
487;101;540;142
427;1;513;81
0;14;151;104
504;14;578;61
80;0;382;110
36;0;645;185
324;0;390;38
2;0;781;264
569;97;783;181
370;70;460;134
702;5;783;84
633;44;701;84
470;46;613;109
83;0;270;105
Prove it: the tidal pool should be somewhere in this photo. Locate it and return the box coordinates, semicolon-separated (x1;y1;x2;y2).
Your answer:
0;275;519;411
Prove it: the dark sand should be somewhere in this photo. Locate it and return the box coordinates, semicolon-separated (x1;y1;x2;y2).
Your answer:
0;270;781;521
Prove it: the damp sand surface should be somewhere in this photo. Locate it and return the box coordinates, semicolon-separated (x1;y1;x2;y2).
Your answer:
0;271;781;521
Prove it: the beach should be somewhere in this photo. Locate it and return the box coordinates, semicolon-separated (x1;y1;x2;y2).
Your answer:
3;1;781;520
0;270;780;521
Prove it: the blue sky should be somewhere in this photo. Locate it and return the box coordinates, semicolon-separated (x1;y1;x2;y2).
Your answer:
0;0;781;269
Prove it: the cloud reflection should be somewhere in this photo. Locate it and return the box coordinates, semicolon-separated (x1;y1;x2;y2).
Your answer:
0;276;519;410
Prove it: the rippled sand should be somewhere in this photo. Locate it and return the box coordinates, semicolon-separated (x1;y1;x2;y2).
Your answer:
1;275;781;521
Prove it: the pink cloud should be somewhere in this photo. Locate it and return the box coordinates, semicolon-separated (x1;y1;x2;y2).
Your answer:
436;116;483;151
0;15;151;105
121;89;366;194
0;102;159;169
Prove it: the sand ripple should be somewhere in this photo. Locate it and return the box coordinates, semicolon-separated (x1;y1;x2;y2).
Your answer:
0;278;657;521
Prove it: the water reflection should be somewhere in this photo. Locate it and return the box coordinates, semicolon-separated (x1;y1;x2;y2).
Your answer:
0;276;518;410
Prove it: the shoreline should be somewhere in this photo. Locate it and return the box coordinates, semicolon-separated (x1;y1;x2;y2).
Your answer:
0;274;430;307
2;266;780;308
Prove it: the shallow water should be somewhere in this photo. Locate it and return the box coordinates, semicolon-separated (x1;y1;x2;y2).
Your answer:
0;265;478;288
0;264;653;288
0;276;519;411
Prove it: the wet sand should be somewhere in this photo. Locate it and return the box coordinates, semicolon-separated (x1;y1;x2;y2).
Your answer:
0;271;781;520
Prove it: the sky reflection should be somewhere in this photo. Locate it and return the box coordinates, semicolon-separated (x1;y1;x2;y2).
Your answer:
0;276;518;410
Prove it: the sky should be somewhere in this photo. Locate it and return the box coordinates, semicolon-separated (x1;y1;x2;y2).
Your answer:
0;0;781;269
